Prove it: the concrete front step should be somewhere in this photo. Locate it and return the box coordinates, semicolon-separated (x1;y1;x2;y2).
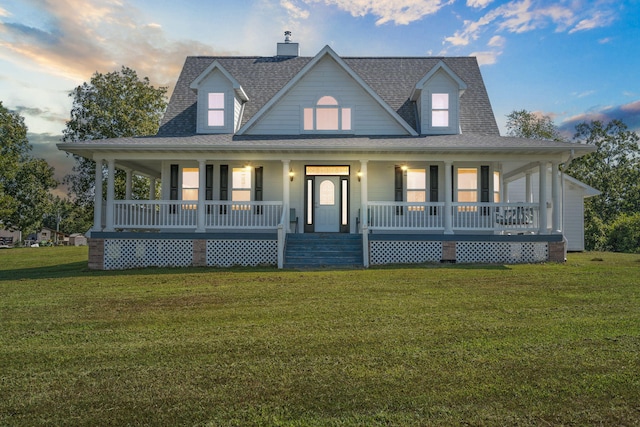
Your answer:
284;233;364;268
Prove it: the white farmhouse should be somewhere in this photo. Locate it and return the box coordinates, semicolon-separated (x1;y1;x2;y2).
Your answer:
58;34;596;270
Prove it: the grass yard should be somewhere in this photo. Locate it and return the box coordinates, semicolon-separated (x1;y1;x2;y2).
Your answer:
1;247;639;426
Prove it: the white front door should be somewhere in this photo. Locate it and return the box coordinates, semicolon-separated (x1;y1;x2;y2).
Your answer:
314;177;340;232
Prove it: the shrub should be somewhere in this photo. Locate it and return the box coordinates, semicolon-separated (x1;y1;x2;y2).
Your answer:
607;213;640;253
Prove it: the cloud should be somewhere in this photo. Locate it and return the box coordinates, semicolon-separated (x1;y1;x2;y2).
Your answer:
571;90;596;99
0;0;233;92
470;50;500;65
13;106;67;125
559;100;640;134
467;0;494;8
290;0;454;26
444;0;618;49
569;10;616;34
487;35;505;47
280;0;310;19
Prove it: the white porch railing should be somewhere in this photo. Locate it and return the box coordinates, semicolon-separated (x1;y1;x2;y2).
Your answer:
368;202;446;230
112;200;283;230
366;202;539;232
453;202;538;231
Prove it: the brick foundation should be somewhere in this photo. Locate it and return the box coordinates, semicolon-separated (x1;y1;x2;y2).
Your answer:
193;239;207;267
548;240;566;263
88;238;105;270
441;241;456;262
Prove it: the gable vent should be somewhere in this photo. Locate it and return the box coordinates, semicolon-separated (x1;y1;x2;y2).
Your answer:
277;31;299;57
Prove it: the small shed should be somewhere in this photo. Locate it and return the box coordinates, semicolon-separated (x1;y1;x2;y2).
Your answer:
69;233;87;246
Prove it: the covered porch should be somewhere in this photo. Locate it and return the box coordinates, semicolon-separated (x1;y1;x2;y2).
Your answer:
87;154;566;269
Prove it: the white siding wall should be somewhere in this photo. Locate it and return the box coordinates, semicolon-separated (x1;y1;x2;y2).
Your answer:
247;57;409;136
563;182;586;251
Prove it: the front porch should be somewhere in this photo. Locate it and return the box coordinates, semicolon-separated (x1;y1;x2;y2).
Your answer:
87;199;564;270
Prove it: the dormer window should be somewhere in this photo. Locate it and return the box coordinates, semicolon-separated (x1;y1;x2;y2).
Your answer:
208;93;225;127
431;93;449;127
303;96;352;132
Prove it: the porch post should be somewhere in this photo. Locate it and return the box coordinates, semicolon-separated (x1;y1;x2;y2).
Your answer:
93;158;104;232
538;162;548;234
444;161;453;234
282;160;290;226
360;160;368;228
149;178;156;200
551;161;561;234
105;159;116;232
197;160;206;232
525;172;533;203
125;168;132;200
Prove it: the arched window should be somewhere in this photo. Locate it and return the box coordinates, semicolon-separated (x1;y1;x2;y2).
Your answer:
303;96;351;131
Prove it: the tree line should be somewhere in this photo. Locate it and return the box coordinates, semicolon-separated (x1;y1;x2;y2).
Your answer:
1;69;638;252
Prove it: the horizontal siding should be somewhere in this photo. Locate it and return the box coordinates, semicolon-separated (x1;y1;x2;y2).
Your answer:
564;184;585;251
247;57;408;136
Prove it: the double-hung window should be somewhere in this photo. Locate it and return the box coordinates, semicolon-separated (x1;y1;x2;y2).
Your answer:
407;168;426;211
207;92;225;127
431;93;449;127
457;167;478;211
232;167;251;209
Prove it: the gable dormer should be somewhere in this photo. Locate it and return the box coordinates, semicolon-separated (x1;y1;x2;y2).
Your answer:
411;61;467;135
190;61;249;134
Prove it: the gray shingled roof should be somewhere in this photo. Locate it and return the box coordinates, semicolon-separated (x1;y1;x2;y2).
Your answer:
158;55;500;137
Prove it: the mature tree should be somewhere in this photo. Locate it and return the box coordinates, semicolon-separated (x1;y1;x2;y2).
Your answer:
506;109;564;141
62;66;168;218
0;101;58;235
43;196;93;235
564;120;640;250
507;110;640;252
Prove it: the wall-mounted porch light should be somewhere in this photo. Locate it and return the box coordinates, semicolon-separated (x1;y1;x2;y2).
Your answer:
289;169;295;181
357;170;363;182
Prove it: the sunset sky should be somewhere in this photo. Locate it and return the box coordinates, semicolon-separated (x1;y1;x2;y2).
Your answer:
1;0;639;189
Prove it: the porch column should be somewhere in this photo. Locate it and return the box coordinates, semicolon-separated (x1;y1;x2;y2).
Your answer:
125;168;132;200
538;162;548;234
525;172;533;203
149;178;156;200
444;161;453;234
93;158;104;232
197;160;206;232
104;159;116;232
551;161;561;234
360;160;368;227
282;160;291;226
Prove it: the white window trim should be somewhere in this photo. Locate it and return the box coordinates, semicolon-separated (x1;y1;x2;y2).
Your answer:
198;89;233;134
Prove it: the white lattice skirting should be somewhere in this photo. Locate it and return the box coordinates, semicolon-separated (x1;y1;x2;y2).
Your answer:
370;241;443;265
102;238;277;269
207;240;277;267
456;241;548;264
369;240;548;265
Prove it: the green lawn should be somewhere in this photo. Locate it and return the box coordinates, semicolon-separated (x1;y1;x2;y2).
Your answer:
1;247;639;426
